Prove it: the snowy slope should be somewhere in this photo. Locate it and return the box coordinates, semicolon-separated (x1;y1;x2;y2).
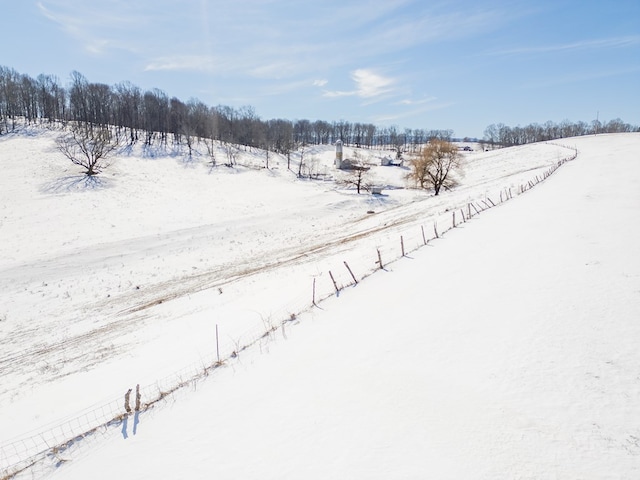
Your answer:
2;131;639;478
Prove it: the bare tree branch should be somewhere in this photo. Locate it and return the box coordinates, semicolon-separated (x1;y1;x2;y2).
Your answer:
56;123;121;175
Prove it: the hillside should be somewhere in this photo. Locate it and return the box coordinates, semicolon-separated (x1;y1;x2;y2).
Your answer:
1;130;639;479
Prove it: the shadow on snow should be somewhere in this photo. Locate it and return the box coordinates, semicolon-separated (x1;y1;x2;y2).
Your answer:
40;174;113;193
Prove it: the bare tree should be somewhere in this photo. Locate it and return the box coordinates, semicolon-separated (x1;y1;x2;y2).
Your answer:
337;152;373;193
56;123;121;175
37;73;65;125
68;71;89;124
142;88;169;145
297;142;306;177
408;139;462;195
338;166;372;193
203;106;219;168
113;81;142;144
0;66;21;132
302;155;323;179
222;141;237;167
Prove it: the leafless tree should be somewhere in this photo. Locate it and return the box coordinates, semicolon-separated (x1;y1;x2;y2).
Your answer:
56;123;121;175
203;106;219;168
297;142;306;177
37;73;65;125
4;65;640;156
338;166;372;194
312;119;332;144
113;81;142;144
337;152;373;193
222;141;237;167
408;140;462;195
0;66;21;132
142;88;169;145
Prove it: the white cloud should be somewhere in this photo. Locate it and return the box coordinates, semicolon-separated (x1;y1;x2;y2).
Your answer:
352;69;395;98
248;61;301;80
322;89;355;98
260;78;328;96
396;96;437;106
36;0;146;55
488;35;640;56
373;100;455;124
144;55;216;73
323;69;396;99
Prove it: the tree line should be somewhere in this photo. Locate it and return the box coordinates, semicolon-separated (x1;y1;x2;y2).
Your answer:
0;66;453;156
1;65;637;154
483;118;638;148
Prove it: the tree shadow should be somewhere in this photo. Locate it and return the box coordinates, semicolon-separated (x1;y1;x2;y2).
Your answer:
133;411;141;435
177;152;198;168
119;143;135;156
40;174;113;193
121;414;129;439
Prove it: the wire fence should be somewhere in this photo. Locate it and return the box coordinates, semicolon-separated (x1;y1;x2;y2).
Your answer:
0;149;577;480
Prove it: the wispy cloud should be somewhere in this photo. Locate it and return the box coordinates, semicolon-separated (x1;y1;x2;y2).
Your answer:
370;8;505;52
37;0;520;85
396;96;437;106
37;1;101;52
373;100;455;124
248;60;308;80
323;69;396;99
144;52;317;81
144;55;217;73
353;69;396;98
36;0;145;55
520;65;640;89
260;78;330;97
488;35;640;56
143;1;516;82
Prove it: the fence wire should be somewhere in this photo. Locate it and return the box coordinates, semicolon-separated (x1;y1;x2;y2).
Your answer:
0;150;577;480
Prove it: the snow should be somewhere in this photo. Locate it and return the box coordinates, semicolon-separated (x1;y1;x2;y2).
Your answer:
1;130;639;479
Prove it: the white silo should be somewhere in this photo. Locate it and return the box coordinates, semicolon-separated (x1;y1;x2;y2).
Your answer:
335;140;343;169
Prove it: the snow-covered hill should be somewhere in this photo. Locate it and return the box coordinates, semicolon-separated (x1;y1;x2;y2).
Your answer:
1;130;639;479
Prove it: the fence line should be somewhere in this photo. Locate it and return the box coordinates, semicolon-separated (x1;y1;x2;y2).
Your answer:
0;149;577;480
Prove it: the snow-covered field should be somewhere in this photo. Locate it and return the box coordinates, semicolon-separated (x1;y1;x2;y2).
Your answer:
1;130;639;479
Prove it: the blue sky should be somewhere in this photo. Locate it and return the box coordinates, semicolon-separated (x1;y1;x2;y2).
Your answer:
1;0;638;138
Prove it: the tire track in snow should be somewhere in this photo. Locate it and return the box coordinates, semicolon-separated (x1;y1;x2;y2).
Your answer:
0;143;570;398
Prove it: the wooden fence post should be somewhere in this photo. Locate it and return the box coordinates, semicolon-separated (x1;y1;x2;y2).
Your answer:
216;324;220;363
400;236;405;256
421;225;427;245
344;261;358;285
135;384;141;412
312;277;317;306
124;388;132;414
377;248;383;269
329;270;339;293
